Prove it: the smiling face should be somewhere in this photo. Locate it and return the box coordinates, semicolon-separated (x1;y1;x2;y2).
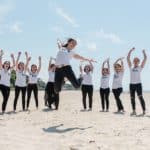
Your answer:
114;64;122;73
102;68;109;75
18;62;25;71
67;40;77;50
133;57;140;67
84;65;91;73
31;64;37;73
3;61;10;70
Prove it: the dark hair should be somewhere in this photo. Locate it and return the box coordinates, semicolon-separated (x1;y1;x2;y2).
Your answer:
50;64;55;68
31;64;37;72
62;38;77;48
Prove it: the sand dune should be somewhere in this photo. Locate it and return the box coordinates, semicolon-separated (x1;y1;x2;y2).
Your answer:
0;91;150;150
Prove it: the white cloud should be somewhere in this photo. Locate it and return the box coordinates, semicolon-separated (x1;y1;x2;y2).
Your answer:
0;1;14;23
87;42;97;51
10;22;23;33
95;28;123;44
56;7;79;28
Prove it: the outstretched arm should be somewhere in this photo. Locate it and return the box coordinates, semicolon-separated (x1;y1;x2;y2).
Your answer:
127;47;135;68
37;56;41;73
0;49;4;70
141;49;147;68
73;54;96;63
16;52;21;71
89;60;94;72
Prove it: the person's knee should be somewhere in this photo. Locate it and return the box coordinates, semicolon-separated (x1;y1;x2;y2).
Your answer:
138;95;144;100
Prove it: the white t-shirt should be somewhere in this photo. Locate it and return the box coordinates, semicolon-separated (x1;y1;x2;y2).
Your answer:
55;48;75;66
15;71;27;87
48;71;55;83
0;69;11;87
112;72;124;89
82;73;93;85
130;67;142;84
28;72;39;84
100;75;110;89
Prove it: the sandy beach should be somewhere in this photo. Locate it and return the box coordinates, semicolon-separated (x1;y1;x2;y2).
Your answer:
0;91;150;150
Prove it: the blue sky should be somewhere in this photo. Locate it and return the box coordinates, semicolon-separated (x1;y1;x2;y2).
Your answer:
0;0;150;91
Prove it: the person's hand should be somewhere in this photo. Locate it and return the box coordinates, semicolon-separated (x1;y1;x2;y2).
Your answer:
0;49;4;57
131;47;135;51
10;53;14;58
18;51;21;56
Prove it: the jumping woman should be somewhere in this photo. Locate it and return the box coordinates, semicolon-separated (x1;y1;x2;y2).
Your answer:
13;52;31;112
0;49;15;114
26;56;41;110
45;57;59;110
100;58;110;112
80;61;94;111
127;47;147;116
54;38;96;93
112;57;125;113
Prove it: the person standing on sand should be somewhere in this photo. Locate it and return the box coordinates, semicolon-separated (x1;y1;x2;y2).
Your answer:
100;58;110;112
13;52;31;112
0;49;15;114
112;57;125;113
54;38;96;93
45;57;59;110
26;56;41;110
80;61;94;111
127;47;147;116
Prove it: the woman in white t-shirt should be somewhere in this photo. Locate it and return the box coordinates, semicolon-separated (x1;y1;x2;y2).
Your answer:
26;56;41;110
54;38;96;94
80;61;94;111
0;49;15;114
112;57;125;113
13;52;31;112
45;57;59;110
100;58;110;112
127;47;147;116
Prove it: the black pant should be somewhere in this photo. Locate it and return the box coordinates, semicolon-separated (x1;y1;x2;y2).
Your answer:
27;84;38;109
112;88;124;111
130;83;146;111
13;86;26;111
54;66;82;93
81;85;93;109
0;84;10;112
45;82;59;109
100;88;110;110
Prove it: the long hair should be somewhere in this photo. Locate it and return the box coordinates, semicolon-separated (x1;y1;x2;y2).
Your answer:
62;38;77;48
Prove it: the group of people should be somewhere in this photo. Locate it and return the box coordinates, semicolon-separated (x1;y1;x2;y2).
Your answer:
0;38;147;116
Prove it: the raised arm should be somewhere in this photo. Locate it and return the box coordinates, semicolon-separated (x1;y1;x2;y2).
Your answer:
120;59;124;72
0;49;4;70
10;53;15;70
57;38;63;50
16;52;21;71
127;47;135;68
25;52;31;72
79;61;83;75
89;60;94;72
37;56;41;73
141;49;147;68
102;58;110;74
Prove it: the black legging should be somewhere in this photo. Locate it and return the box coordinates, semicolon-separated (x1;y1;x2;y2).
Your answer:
0;84;10;113
81;85;93;109
54;65;82;93
45;82;59;109
112;88;124;111
13;86;26;111
100;88;110;110
27;84;38;109
130;83;146;111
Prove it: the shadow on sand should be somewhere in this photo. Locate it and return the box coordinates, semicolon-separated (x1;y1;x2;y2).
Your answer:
43;124;92;134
